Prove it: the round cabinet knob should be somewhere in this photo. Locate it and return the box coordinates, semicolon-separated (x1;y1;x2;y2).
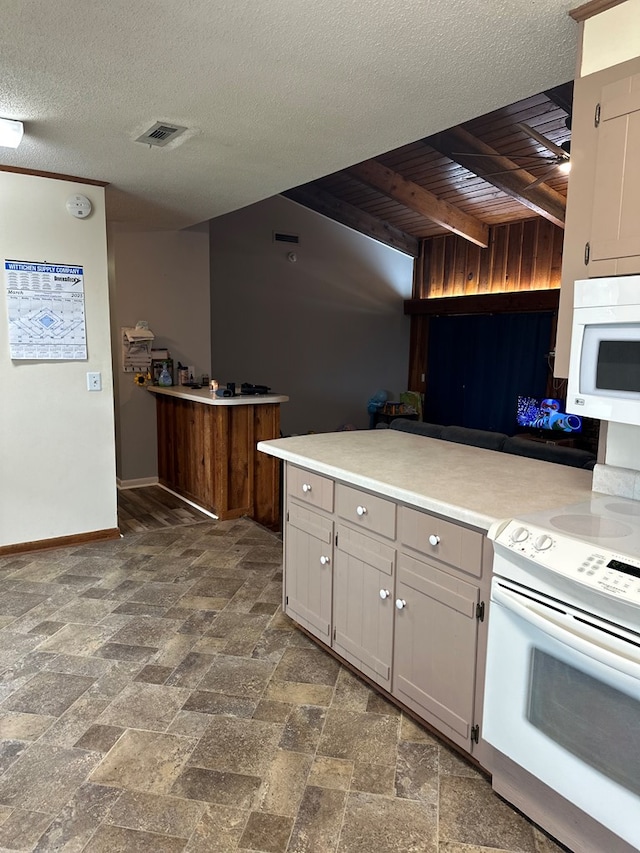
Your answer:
395;598;407;610
379;589;390;600
533;534;553;551
302;483;312;493
511;526;529;544
356;505;367;517
320;555;330;566
428;534;440;547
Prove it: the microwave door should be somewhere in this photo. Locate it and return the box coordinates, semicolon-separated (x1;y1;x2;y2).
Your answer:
597;340;640;393
580;324;640;398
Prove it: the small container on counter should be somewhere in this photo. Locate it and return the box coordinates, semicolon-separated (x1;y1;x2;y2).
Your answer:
210;379;219;393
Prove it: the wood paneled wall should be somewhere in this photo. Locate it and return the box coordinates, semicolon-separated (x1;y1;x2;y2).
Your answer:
412;220;564;299
407;219;565;399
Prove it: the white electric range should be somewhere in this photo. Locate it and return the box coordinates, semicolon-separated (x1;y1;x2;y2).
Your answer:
483;493;640;853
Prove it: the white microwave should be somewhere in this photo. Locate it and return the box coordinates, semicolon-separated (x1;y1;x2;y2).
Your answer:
567;276;640;426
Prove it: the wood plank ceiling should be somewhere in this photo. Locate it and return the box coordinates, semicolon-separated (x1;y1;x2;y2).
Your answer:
283;83;573;259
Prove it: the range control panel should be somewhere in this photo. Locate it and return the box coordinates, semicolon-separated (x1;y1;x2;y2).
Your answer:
492;520;640;605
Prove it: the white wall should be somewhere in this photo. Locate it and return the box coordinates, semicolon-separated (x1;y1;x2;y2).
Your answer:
209;195;413;435
581;0;640;76
109;225;210;483
0;172;117;547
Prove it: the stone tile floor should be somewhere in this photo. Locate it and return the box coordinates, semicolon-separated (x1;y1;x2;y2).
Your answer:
0;517;568;852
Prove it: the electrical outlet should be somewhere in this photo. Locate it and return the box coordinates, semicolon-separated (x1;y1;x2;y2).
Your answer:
87;372;102;391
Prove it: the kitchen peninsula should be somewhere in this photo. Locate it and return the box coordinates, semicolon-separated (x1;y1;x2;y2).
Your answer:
149;386;288;529
258;428;594;767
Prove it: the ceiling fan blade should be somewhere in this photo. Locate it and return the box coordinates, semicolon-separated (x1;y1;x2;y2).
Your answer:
450;151;553;161
515;122;569;159
460;156;565;180
465;165;534;178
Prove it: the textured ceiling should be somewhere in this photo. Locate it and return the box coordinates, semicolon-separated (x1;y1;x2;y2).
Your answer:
0;1;579;229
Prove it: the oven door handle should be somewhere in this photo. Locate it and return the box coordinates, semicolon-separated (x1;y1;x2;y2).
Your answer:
492;583;640;680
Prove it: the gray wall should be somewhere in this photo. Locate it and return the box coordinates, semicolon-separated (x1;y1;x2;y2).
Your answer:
209;195;413;435
109;225;211;483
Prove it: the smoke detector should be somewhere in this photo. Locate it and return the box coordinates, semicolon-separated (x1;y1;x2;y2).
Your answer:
135;122;187;148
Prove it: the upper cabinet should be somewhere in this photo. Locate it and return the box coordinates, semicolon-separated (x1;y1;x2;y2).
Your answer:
555;54;640;377
590;71;640;270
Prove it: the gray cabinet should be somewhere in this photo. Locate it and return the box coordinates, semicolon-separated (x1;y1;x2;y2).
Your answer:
332;483;396;690
393;553;480;752
284;469;334;643
283;463;487;761
333;522;396;692
285;502;333;643
392;506;485;754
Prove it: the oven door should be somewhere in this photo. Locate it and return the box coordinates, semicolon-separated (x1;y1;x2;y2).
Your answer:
483;577;640;849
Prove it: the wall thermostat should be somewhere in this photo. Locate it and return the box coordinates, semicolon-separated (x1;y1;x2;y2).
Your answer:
66;194;92;219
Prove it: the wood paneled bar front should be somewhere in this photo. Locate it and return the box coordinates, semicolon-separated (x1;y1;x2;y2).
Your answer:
147;387;288;530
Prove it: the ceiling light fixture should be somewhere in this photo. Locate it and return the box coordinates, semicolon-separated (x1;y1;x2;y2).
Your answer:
0;118;24;148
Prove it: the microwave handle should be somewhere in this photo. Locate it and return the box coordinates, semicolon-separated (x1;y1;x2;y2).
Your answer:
492;583;640;681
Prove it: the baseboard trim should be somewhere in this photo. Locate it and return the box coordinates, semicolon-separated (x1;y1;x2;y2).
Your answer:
117;476;159;489
0;528;121;557
157;484;219;520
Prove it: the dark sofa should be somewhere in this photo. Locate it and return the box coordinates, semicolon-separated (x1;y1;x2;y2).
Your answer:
378;418;597;470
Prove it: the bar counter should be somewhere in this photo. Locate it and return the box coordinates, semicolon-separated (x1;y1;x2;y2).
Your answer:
148;386;288;529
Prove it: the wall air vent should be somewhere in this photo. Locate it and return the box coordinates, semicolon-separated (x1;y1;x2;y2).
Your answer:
135;122;188;147
273;232;300;244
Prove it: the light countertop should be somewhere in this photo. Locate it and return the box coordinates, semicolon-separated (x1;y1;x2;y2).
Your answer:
148;386;289;406
258;430;596;531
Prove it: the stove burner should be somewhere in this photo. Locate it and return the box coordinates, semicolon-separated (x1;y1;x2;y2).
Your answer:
549;514;634;539
605;501;640;517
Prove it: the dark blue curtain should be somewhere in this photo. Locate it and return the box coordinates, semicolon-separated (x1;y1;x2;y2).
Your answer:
424;312;553;435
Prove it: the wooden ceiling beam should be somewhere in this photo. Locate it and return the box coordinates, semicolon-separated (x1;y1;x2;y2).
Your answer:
427;126;566;229
348;160;489;248
282;185;419;257
404;289;560;316
543;82;574;117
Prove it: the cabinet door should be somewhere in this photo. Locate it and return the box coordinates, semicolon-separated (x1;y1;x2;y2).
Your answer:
285;502;333;643
591;72;640;270
333;524;395;690
393;553;479;753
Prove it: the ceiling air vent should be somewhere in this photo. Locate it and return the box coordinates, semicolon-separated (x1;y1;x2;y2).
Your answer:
273;232;300;244
135;122;187;147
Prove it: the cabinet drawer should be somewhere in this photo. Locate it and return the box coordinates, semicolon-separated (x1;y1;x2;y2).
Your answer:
399;506;483;577
336;484;396;540
287;465;334;513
